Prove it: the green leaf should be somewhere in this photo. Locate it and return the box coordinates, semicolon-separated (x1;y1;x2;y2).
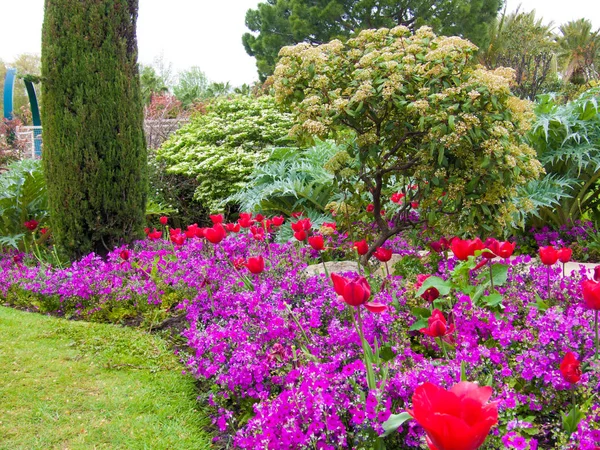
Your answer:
381;412;412;437
460;361;468;381
483;293;503;308
416;276;452;297
379;345;396;362
409;317;429;331
411;307;432;319
562;406;585;435
491;263;509;286
531;293;550;312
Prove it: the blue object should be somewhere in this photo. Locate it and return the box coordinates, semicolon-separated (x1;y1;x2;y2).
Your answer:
3;68;16;120
3;68;43;156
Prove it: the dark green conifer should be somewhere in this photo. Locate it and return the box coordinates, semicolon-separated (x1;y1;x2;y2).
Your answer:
41;0;146;258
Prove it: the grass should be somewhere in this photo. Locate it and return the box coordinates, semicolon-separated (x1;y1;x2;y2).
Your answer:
0;306;212;450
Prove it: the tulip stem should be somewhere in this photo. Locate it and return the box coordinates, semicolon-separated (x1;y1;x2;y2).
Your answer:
321;257;330;281
562;262;566;278
595;310;599;362
547;267;551;300
384;261;390;278
356;249;363;276
439;337;449;360
488;262;495;293
284;302;313;355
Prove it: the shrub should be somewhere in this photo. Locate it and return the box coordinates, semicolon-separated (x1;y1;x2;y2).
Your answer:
41;0;147;258
273;26;543;259
156;95;294;212
0;159;47;250
228;139;341;219
524;87;600;228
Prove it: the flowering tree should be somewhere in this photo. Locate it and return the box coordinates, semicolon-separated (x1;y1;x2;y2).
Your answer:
274;26;543;260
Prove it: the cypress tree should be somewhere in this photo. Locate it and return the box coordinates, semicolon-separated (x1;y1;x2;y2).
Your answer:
41;0;146;258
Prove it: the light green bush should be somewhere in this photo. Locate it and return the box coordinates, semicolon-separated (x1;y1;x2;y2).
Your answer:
157;95;294;211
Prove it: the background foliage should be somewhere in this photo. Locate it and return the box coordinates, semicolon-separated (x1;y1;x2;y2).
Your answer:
157;95;294;212
243;0;502;80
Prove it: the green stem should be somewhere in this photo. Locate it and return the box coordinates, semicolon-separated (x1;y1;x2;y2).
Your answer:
321;256;330;280
439;337;449;360
595;309;599;363
489;261;495;293
384;261;390;278
285;302;313;352
547;266;551;300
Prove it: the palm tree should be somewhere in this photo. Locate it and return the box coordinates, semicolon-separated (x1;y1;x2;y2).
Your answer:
481;7;557;99
556;19;600;84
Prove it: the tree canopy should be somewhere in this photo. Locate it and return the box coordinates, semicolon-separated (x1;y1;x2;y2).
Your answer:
243;0;502;80
273;26;543;257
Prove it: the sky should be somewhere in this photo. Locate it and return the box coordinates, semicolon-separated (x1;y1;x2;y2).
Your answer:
0;0;599;87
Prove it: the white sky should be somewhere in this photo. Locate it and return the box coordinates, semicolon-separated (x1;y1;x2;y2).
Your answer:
0;0;598;87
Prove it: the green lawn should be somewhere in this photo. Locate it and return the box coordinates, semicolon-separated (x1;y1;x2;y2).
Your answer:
0;306;211;450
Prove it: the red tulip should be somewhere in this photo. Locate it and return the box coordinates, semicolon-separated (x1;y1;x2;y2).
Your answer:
391;192;405;203
24;219;39;231
342;277;371;307
195;227;206;238
245;255;265;274
159;216;168;225
171;233;186;246
559;351;582;384
144;227;150;235
225;222;239;232
308;235;325;251
539;246;558;265
557;247;572;263
294;230;307;241
210;214;224;224
40;227;49;235
364;301;387;313
451;238;483;261
119;249;130;261
408;382;498;450
291;218;312;232
482;238;499;260
483;238;515;259
205;224;226;244
582;279;600;310
496;241;516;259
238;212;255;228
410;201;419;209
291;211;303;218
185;224;199;239
420;309;454;337
254;213;265;222
330;274;386;313
430;237;450;253
331;273;347;296
366;203;374;213
594;265;600;282
250;227;265;241
374;247;392;262
322;222;336;230
148;229;162;240
272;216;285;226
354;239;369;256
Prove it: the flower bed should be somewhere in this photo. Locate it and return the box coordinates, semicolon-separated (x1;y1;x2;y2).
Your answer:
1;223;599;449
